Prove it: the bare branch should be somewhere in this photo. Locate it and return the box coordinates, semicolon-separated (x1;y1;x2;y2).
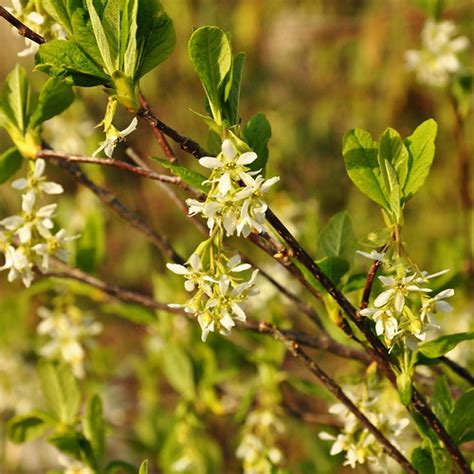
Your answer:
0;6;45;44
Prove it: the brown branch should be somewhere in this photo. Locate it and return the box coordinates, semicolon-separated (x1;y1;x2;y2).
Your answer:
440;356;474;386
258;321;416;473
48;156;184;264
38;149;201;198
139;93;177;162
0;6;45;44
359;246;388;310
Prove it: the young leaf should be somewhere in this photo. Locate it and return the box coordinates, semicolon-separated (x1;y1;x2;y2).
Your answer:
139;460;149;474
342;128;390;210
0;65;31;134
7;413;51;443
431;376;453;425
42;0;75;34
35;40;112;87
223;52;246;126
411;447;435;474
135;0;175;79
48;431;95;464
316;211;357;262
447;388;474;444
418;332;474;358
317;256;350;288
38;362;80;425
153;157;210;192
0;147;23;184
105;460;137;474
83;395;105;462
29;78;75;129
188;26;232;118
242;112;272;172
403;119;438;201
396;371;412;406
378;127;409;190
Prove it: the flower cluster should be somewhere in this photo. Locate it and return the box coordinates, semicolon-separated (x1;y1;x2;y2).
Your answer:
405;19;469;87
361;267;454;350
236;408;285;474
168;253;259;342
168;139;278;341
186;139;279;237
7;0;67;57
0;159;75;287
37;303;102;378
320;389;409;471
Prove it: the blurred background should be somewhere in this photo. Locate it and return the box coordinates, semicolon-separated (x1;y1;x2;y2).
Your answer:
0;0;473;472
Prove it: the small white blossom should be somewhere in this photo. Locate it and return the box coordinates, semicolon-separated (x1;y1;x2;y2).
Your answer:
93;117;138;158
406;19;469;87
356;249;386;261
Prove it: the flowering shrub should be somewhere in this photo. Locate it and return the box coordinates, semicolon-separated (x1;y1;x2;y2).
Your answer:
0;1;472;473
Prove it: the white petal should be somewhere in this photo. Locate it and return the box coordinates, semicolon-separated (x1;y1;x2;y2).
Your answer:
375;319;384;336
34;159;46;178
237;151;257;165
217;173;232;195
221;139;235;160
18;224;32;243
434;300;453;313
22;191;36;212
394;292;405;313
199;157;222;169
188;253;201;271
166;263;189;275
184;280;196;292
436;288;454;299
374;289;393;308
11;178;27;190
261;176;280;192
379;275;396;286
119;117;138;137
41;182;64;194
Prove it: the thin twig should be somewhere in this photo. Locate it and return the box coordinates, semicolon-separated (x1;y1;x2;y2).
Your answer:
258;321;416;474
44;264;367;362
0;6;45;44
49;156;185;264
38;149;201;198
440;356;474;386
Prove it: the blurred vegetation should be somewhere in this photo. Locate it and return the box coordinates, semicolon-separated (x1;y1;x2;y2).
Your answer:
0;0;472;473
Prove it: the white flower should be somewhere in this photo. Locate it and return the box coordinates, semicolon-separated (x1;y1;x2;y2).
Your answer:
356;249;386;261
0;245;34;287
406;19;469;87
361;307;398;340
93;117;138;158
12;159;64;195
420;288;454;324
375;274;431;313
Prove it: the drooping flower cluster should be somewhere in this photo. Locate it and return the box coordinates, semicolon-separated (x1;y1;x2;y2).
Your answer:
186;139;279;237
6;0;67;57
320;389;409;471
0;159;75;287
236;408;285;474
37;303;102;378
168;139;279;341
168;253;259;341
360;266;454;350
405;19;469;87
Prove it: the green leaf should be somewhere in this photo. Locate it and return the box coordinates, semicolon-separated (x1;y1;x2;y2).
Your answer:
431;376;453;426
154;157;210;192
135;0;175;79
35;40;112;87
223;52;245;126
7;413;51;443
378;127;409;190
38;362;80;425
317;211;357;262
48;431;95;464
411;447;435;474
342;128;389;209
418;332;474;359
448;388;474;444
188;26;232;118
75;208;105;273
341;272;367;292
242;112;272;172
161;344;196;400
317;257;350;288
29;78;75;129
42;0;75;34
0;65;32;134
139;460;149;474
85;0;115;73
0;147;23;184
403;119;438;201
83;395;105;462
123;0;139;77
